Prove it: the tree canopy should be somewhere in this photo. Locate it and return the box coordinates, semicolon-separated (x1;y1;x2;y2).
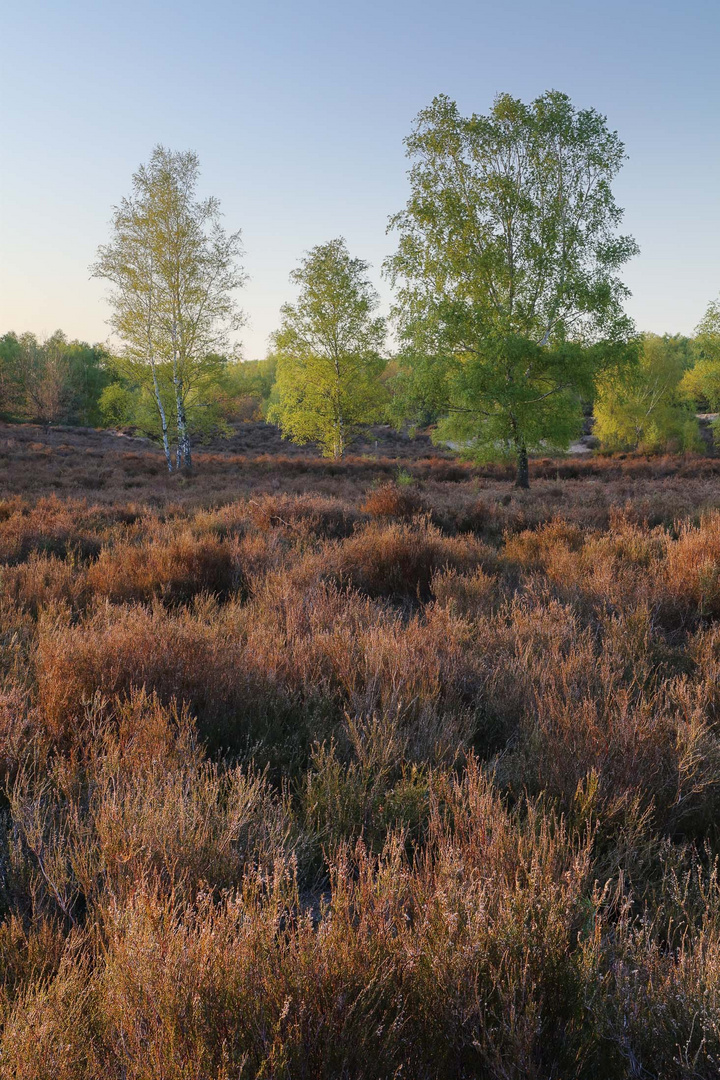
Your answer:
8;113;720;477
386;90;639;485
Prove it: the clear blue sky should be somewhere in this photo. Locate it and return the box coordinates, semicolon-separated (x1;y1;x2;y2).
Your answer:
2;0;719;358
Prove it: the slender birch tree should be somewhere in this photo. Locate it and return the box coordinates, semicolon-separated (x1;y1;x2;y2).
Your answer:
92;146;245;471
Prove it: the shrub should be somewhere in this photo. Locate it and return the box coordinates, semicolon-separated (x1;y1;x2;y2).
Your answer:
34;601;248;751
361;479;425;519
86;532;243;605
6;692;298;924
317;519;488;601
0;764;594;1079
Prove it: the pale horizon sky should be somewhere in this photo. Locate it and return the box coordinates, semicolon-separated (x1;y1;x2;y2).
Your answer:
1;0;719;359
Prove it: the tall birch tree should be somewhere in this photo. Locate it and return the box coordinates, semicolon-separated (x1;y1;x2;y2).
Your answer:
387;91;638;486
92;146;245;471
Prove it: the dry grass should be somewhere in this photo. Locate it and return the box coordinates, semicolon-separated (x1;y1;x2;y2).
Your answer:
4;425;720;1076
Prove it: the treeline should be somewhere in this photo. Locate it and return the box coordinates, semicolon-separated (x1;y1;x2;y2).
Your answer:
4;90;720;484
3;320;720;460
0;331;111;427
98;353;276;440
594;321;720;453
0;329;275;434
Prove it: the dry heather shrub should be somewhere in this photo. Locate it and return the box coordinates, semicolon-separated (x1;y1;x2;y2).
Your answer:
0;684;45;787
189;500;250;538
450;495;507;538
591;510;668;567
581;849;720;1077
34;601;247;749
361;480;425;520
11;463;720;1076
690;623;720;722
496;513;720;628
6;692;297;925
237;576;483;762
1;764;593;1080
86;532;243;604
0;599;36;691
0;915;67;1024
0;496;132;564
339;604;481;757
247;492;360;538
186;516;288;588
665;512;720;617
301;712;436;854
0;553;88;614
431;565;496;616
236;576;379;716
34;580;483;765
0;953;96;1080
317;519;488;601
476;595;720;833
503;519;586;570
0;495;25;521
120;450;162;477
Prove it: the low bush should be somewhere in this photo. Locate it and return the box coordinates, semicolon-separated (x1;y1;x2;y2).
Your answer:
86;532;243;605
316;519;489;601
361;479;426;520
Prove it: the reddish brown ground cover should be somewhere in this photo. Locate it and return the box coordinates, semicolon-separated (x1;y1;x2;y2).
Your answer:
2;422;720;1077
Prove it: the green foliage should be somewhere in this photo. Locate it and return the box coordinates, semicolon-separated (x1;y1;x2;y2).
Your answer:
268;238;388;458
224;356;276;401
387;90;638;484
99;382;135;429
218;356;277;419
681;295;720;411
58;335;114;426
0;330;113;425
104;351;233;442
0;333;26;418
595;333;700;451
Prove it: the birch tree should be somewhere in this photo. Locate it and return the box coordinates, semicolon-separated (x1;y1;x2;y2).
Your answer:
92;146;245;471
387;91;639;486
268;239;387;458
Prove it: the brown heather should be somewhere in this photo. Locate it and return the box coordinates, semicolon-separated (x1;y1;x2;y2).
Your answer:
4;423;720;1076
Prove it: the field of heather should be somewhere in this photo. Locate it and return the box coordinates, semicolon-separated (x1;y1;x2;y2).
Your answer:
3;428;720;1078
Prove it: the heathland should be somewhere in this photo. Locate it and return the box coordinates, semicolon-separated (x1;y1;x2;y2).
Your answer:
2;422;720;1077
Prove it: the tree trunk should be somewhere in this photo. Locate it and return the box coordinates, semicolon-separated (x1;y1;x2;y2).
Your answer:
515;442;529;489
332;362;344;461
151;364;172;473
175;386;191;472
332;411;344;460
